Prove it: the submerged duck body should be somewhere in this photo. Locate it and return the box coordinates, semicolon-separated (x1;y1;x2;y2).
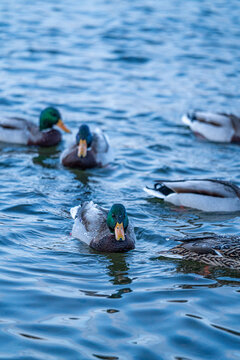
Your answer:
182;111;240;143
166;235;240;270
70;201;135;253
61;125;111;169
0;107;70;147
144;179;240;212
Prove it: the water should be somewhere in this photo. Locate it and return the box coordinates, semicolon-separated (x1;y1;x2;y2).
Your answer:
1;0;240;359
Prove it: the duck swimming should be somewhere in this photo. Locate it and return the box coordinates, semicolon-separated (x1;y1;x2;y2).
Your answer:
61;124;111;169
70;201;136;252
0;107;70;147
182;110;240;143
144;179;240;212
165;235;240;270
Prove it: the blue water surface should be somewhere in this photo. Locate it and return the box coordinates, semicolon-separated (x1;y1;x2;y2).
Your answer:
0;0;240;359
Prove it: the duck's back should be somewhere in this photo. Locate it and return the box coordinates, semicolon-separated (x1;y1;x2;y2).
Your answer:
176;235;240;256
71;202;107;245
170;235;240;269
144;179;240;212
182;111;236;142
0;117;31;145
92;129;111;166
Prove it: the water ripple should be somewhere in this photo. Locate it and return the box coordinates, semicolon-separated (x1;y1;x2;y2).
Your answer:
1;0;240;358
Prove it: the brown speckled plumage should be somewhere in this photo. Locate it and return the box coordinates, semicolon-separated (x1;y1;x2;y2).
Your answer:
168;235;240;270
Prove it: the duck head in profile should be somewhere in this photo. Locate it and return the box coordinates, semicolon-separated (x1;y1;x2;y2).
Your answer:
76;124;93;157
40;107;71;133
107;204;129;241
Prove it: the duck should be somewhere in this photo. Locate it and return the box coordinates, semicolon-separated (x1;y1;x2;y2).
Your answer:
70;201;136;252
182;110;240;143
165;235;240;270
0;107;71;147
144;179;240;212
61;124;111;169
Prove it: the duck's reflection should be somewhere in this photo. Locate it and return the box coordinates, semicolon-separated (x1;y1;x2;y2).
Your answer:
33;145;93;192
32;145;61;168
80;287;132;300
79;253;133;299
68;168;91;187
174;259;240;281
105;253;132;286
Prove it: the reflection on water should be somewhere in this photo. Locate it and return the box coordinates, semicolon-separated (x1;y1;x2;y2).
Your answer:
32;145;62;168
69;168;92;186
105;254;132;286
80;253;133;299
1;0;240;358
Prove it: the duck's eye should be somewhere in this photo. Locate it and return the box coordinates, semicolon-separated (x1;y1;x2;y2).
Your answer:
112;214;116;218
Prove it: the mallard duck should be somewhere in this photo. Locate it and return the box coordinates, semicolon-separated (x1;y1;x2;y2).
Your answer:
70;201;135;252
165;235;240;270
182;110;240;143
144;179;240;212
0;107;70;147
61;124;111;169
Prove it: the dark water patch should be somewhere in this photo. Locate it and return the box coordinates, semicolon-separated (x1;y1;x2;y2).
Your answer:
93;354;119;360
19;333;45;340
0;97;12;106
1;0;240;359
107;55;149;64
27;47;68;56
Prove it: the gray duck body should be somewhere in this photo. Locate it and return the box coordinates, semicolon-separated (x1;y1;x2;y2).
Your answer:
71;201;136;253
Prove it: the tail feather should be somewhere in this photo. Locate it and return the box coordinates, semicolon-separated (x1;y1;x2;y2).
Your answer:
153;183;174;196
143;184;173;199
70;205;81;219
181;111;195;126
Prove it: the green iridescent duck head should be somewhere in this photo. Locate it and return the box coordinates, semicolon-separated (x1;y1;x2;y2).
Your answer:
39;107;71;133
107;204;129;241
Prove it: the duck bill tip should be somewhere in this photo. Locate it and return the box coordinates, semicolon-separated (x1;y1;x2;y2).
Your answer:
114;222;125;241
77;139;87;158
56;119;71;133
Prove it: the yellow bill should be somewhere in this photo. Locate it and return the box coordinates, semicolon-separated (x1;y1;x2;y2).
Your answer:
56;119;71;133
78;139;87;158
114;222;125;241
